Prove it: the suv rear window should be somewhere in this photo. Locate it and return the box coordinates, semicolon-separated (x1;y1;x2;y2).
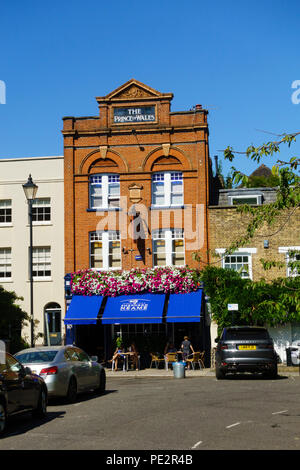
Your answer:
225;328;270;341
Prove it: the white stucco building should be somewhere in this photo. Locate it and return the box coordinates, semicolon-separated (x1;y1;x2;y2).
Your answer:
0;156;64;347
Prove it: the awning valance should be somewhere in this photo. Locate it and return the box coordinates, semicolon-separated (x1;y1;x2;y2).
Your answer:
64;295;104;325
101;293;166;324
166;290;203;323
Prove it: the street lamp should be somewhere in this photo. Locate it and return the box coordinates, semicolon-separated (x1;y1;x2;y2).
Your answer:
23;174;38;347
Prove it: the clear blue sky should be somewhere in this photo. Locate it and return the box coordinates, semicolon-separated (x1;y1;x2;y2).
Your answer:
0;0;299;177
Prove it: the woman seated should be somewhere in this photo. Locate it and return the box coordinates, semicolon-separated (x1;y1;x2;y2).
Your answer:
112;344;125;371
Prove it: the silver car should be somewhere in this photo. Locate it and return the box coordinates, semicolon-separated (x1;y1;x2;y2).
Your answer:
15;345;106;402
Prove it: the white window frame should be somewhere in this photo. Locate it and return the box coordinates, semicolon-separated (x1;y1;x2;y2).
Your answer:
32;246;51;280
228;195;262;206
152;228;185;267
278;246;300;277
90;231;121;271
0;199;12;226
216;248;257;280
0;247;12;281
32;198;51;225
89;174;120;210
151;172;183;207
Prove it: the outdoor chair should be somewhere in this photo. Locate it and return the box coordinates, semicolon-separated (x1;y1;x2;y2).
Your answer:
199;351;205;369
186;352;204;370
165;352;178;370
150;353;165;369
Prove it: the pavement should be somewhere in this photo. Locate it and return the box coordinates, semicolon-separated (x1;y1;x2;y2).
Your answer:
105;364;300;378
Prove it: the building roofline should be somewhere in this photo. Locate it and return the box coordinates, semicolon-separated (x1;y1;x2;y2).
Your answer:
0;155;64;162
219;186;278;193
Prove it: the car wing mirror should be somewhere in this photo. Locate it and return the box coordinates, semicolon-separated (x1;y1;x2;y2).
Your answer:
90;356;98;362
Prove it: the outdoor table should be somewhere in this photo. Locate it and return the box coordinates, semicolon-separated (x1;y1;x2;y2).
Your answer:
115;352;138;371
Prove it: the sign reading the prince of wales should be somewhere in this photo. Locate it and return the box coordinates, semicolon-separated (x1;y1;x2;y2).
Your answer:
113;106;156;124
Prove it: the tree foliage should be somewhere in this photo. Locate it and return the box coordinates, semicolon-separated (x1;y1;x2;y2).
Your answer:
200;266;300;334
0;286;30;353
245;174;280;188
222;132;300;274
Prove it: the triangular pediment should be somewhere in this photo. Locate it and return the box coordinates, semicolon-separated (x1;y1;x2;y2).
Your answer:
96;79;173;103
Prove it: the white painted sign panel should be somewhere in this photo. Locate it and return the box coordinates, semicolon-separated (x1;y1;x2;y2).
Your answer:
228;304;239;311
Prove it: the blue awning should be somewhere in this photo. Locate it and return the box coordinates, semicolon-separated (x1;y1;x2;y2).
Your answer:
166;290;203;323
102;293;166;324
64;295;104;325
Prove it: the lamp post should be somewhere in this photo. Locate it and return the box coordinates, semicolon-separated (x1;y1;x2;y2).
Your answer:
23;175;38;347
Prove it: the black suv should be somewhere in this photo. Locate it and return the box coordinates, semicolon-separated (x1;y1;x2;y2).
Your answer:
215;326;278;379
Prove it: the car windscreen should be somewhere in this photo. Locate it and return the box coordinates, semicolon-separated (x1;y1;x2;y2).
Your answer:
15;351;59;363
225;329;270;341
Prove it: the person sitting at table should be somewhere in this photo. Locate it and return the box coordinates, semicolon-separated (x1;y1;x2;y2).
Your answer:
164;341;177;367
164;340;177;355
112;344;126;371
128;342;139;370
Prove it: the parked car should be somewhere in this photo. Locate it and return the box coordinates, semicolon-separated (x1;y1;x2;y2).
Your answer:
0;351;47;435
15;345;106;402
215;326;278;380
290;340;300;366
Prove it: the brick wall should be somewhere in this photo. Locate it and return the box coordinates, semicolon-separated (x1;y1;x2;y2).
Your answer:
63;80;211;275
209;205;300;281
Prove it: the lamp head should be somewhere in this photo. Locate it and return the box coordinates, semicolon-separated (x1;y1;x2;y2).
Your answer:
23;174;38;201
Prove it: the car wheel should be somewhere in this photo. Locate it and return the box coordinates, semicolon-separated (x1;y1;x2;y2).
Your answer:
216;365;226;380
0;402;7;436
265;365;278;380
66;377;77;403
33;388;47;418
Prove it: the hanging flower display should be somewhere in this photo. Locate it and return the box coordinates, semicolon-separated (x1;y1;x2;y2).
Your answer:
70;267;202;297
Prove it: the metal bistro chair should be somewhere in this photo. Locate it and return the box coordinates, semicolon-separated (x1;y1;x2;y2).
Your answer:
150;353;165;369
165;352;178;370
186;352;205;370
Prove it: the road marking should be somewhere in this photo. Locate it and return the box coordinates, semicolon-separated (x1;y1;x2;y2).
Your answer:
191;441;203;449
226;422;241;429
272;410;288;415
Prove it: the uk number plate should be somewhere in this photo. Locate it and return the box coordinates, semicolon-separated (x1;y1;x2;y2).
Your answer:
238;345;256;350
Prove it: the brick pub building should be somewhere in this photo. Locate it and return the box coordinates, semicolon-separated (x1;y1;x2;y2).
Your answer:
63;79;212;365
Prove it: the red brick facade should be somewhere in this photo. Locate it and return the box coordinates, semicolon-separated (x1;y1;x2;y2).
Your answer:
63;79;211;275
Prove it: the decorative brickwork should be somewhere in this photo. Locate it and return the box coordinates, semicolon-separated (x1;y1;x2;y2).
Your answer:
63;80;211;275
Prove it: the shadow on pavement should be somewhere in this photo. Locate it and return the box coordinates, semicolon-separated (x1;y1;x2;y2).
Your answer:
48;389;118;406
222;373;288;380
2;410;65;439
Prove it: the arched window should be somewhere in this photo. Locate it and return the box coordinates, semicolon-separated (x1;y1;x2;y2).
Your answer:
89;174;120;209
151;172;183;207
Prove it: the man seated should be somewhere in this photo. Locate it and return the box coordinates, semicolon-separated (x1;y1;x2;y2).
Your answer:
127;342;139;370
